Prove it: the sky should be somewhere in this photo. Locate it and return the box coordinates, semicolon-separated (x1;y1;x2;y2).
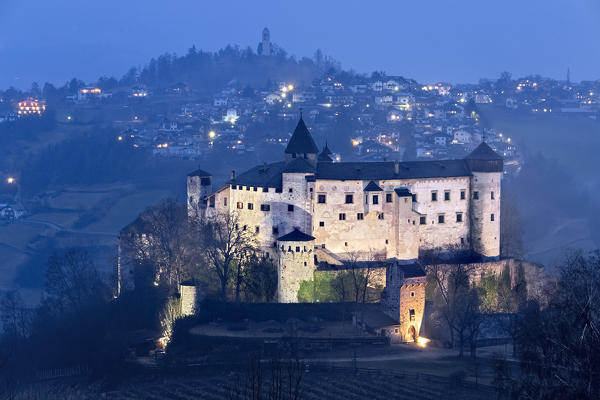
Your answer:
1;0;599;89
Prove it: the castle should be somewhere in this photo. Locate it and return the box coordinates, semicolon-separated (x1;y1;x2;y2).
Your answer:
188;117;503;341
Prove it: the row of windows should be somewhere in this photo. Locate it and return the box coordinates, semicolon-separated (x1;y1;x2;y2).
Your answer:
232;185;283;193
317;193;394;205
318;212;384;226
429;190;495;202
418;213;495;225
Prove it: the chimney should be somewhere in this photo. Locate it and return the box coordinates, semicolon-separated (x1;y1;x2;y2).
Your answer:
394;161;400;175
231;170;236;180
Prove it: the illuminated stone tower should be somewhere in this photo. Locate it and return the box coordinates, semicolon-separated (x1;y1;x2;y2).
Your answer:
465;142;503;259
276;229;315;303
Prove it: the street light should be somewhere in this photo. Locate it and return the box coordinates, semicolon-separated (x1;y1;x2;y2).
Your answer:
7;177;15;184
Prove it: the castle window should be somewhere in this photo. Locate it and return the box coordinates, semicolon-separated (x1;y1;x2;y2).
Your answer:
255;226;260;233
473;191;479;200
253;187;258;192
289;188;293;193
243;225;247;231
296;246;300;252
386;193;393;203
491;213;495;221
263;187;269;193
238;185;242;190
410;291;415;297
409;309;415;322
189;196;194;204
272;226;279;234
372;195;379;205
444;191;450;201
231;185;236;190
260;204;270;211
292;153;297;158
275;188;282;193
461;237;465;244
209;197;215;207
431;191;438;202
385;239;389;244
309;188;313;192
246;186;250;191
378;213;385;220
438;214;445;224
419;216;426;225
357;213;364;220
224;198;228;206
345;242;348;247
304;262;307;266
491;191;495;200
318;194;326;204
461;190;466;200
288;204;294;212
339;213;346;221
345;194;354;204
319;221;325;227
456;213;463;223
248;203;254;210
394;328;399;334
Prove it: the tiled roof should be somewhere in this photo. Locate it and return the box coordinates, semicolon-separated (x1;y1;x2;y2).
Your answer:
284;118;319;154
465;142;503;161
230;161;284;189
283;158;315;173
277;228;315;242
364;180;383;191
316;159;471;180
187;168;212;177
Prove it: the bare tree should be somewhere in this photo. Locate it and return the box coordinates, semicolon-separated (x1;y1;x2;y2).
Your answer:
343;250;384;303
427;260;480;357
195;212;257;300
121;199;195;292
45;248;109;313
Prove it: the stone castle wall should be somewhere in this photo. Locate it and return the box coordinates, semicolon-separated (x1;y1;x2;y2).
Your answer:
469;172;501;258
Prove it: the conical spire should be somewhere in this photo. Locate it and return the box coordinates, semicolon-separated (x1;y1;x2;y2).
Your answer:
284;117;319;155
318;140;334;162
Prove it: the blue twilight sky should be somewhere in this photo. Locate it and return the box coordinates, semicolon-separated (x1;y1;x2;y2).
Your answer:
0;0;599;89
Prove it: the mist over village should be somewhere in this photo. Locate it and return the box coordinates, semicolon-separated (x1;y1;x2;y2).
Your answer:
0;2;599;399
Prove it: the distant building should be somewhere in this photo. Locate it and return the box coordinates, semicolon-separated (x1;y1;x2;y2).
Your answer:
258;27;271;56
16;99;46;116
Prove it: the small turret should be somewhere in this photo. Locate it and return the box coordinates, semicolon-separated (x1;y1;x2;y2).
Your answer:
276;228;315;303
318;142;334;163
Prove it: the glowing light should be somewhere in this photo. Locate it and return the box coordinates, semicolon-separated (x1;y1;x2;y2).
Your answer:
287;103;292;108
117;136;123;141
352;139;359;147
209;130;216;139
67;116;72;120
287;84;294;91
417;337;430;348
7;177;15;184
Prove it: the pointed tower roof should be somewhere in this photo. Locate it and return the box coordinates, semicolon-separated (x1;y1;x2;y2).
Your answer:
285;118;319;155
277;228;315;242
465;142;503;172
465;142;503;161
364;181;383;191
318;142;333;162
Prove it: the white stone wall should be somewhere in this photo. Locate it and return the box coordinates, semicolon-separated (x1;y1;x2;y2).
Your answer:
410;177;471;251
310;177;471;259
469;172;501;258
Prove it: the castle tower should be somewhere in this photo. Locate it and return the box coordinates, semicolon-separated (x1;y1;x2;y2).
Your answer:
276;229;315;303
259;27;271;56
284;117;319;168
380;263;427;342
187;168;212;219
465;142;503;259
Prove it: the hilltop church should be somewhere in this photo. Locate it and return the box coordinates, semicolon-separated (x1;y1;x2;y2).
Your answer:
187;117;503;339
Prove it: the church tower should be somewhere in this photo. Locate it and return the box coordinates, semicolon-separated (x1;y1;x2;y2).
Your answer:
259;27;271;56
